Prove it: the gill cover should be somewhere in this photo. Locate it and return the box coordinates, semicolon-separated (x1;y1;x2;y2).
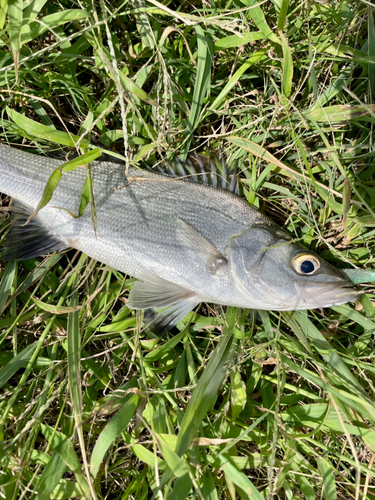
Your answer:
226;224;294;307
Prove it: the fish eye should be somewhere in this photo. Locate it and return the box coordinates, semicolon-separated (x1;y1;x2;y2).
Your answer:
292;254;320;276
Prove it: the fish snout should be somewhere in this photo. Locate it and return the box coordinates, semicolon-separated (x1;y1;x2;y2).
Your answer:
295;279;362;309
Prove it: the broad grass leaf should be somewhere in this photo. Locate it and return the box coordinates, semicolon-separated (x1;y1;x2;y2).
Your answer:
22;0;49;25
32;298;81;315
277;0;290;31
135;143;156;161
289;311;367;397
119;71;156;105
156;434;189;477
145;329;185;362
0;0;7;30
59;149;102;172
201;471;219;500
305;104;375;123
218;454;263;500
214;31;265;50
230;369;246;419
67;299;81;414
228;136;292;171
368;7;375;100
280;30;293;100
166;473;193;500
239;0;280;44
26;168;62;223
317;458;337;500
0;260;16;314
21;9;89;44
97;317;136;332
183;25;213;156
78;176;90;217
8;0;22;78
332;304;375;331
295;475;315;500
90;394;139;478
359;294;374;318
208;50;267;114
135;3;155;49
132;443;167;470
40;423;90;497
40;424;80;470
6;107;89;147
86;163;98;235
1;254;62;311
35;451;66;500
310;68;350;109
50;480;83;499
175;325;234;456
342;177;351;220
0;342;37;390
26;148;101;222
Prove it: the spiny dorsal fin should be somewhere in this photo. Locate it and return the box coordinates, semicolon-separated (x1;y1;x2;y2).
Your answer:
1;202;68;261
154;154;240;195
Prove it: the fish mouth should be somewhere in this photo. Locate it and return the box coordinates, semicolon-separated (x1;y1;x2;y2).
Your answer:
294;281;362;309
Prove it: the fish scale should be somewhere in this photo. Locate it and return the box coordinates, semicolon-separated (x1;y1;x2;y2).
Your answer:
0;143;360;333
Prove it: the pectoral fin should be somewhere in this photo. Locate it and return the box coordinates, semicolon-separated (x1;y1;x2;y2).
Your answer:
177;219;227;274
127;276;199;334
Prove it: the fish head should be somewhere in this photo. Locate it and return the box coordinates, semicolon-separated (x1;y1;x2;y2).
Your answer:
226;224;361;310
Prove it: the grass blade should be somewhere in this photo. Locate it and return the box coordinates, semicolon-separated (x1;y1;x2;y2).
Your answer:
368;6;375;100
175;309;236;456
214;31;265;50
0;261;16;314
8;0;23;80
277;0;290;31
90;394;139;479
304;104;375;123
35;451;66;500
317;457;337;500
218;454;263;500
0;342;37;390
243;0;280;44
280;30;293;100
183;25;213;156
67;292;97;500
6;107;89;147
25;148;101;223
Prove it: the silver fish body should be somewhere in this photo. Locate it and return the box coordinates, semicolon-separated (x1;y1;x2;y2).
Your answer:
0;144;359;330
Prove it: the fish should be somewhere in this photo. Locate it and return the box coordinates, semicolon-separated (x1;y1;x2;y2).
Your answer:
0;144;360;332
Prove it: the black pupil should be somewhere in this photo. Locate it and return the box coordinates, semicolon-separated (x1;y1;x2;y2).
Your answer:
300;260;315;274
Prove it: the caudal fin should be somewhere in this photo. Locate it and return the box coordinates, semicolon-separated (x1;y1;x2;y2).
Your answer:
1;202;68;261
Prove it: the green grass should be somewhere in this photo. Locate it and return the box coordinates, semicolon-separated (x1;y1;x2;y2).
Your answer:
0;0;375;499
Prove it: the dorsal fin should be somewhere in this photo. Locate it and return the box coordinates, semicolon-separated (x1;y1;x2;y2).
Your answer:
153;154;240;195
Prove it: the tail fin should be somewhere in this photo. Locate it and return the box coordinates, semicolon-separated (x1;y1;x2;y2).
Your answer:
1;202;67;261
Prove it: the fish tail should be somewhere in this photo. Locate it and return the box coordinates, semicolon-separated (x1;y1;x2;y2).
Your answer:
0;201;68;261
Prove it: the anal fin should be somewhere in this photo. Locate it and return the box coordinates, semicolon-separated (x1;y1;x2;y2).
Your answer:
1;201;68;261
127;276;199;334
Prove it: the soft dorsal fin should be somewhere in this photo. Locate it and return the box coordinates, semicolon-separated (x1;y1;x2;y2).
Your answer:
1;202;68;261
154;154;240;195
